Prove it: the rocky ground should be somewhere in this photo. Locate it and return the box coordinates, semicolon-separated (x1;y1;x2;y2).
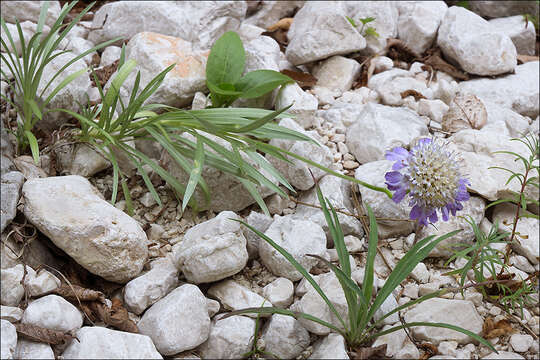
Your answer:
1;1;539;359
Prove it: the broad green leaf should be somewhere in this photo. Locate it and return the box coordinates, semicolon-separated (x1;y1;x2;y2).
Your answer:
206;31;245;86
235;70;293;99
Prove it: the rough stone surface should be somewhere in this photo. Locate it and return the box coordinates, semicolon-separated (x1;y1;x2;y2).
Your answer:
418;99;450;124
245;0;304;29
21;295;83;332
372;326;407;357
262;277;294;308
259;215;327;281
368;70;432;106
62;326;162;359
198;315;255;359
489;16;536;55
346;103;429;164
100;45;122;67
509;333;533;353
1;319;17;360
14;340;54;360
310;333;350;359
1;21;51;57
274;83;318;129
373;294;399;325
26;269;61;297
459;61;539;118
138;284;210;355
65;37;95;65
0;1;61;27
397;1;448;55
23;176;148;283
404;298;483;344
267;118;333;191
123;256;179;315
172;211;248;283
89;1;246;50
312;56;361;95
482;351;525;359
54;143;110;178
437;6;517;76
0;306;23;323
1;171;24;232
1;264;27;306
261;314;310;359
208;280;272;317
355;160;415;239
470;1;539;19
286;1;365;65
242;211;273;259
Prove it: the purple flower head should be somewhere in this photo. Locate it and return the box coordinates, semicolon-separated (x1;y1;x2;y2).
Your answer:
384;138;470;226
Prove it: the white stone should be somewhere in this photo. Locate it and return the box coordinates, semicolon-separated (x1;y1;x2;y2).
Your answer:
89;1;246;51
482;101;531;138
286;1;365;65
1;21;51;56
35;52;91;131
371;56;394;73
206;298;220;317
344;1;399;55
355;160;415;238
290;272;348;335
1;320;16;360
237;23;265;43
263;278;294;308
397;1;448;55
114;32;207;109
100;45;121;67
172;211;248;283
418;99;449;123
493;203;539;265
432;79;459;106
0;306;22;323
65;37;95;65
395;340;420;359
262;314;310;358
0;1;61;27
266;118;333;190
460;61;539;118
416;197;486;258
372;325;407;357
411;262;430;284
138;284;210;355
368;70;432;106
274;83;318;129
55;143;110;178
22;295;82;332
509;255;535;273
259;215;327;281
62;326;162;359
208;280;272;317
470;1;539;19
482;351;525;359
373;294;399;325
509;334;533;352
1;264;28;306
242;211;273;259
437;6;517;76
26;269;61;297
293;175;363;240
489;16;536;55
14;340;54;360
404;298;483;344
23;176;147;283
312;56;361;95
198;315;255;359
124;256;179;315
245;1;304;29
0;171;24;233
310;333;349;359
346;103;428;164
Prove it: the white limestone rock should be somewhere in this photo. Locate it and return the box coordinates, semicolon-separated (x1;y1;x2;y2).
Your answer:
344;1;399;55
346;103;429;164
172;211;248;283
395;339;420;359
437;6;517;76
245;1;304;29
373;294;399;325
368;69;432;106
397;1;448;55
1;320;17;360
411;262;430;284
237;23;265;43
206;298;220;318
274;83;318;129
312;56;361;95
417;197;486;258
26;269;61;297
293;175;363;239
482;351;525;359
259;215;327;281
355;160;415;239
489;16;536;56
0;1;61;27
0;306;23;323
22;176;147;283
261;314;310;359
65;37;96;65
138;284;210;355
242;211;273;259
62;326;162;359
469;1;539;19
22;295;83;332
509;334;533;353
372;326;407;357
262;277;294;308
310;333;350;359
482;100;531;138
459;61;539;118
1;21;51;56
89;1;246;51
100;45;122;67
54;143;110;178
14;340;54;360
123;256;179;315
418;99;449;124
404;298;483;344
285;1;365;65
198;315;256;359
266;118;333;191
208;280;272;317
1;171;24;232
0;264;29;306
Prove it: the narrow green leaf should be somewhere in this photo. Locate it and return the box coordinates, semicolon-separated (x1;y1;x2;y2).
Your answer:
24;130;40;164
182;134;205;211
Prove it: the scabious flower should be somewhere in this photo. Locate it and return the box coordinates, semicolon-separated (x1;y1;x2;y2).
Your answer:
384;138;470;226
